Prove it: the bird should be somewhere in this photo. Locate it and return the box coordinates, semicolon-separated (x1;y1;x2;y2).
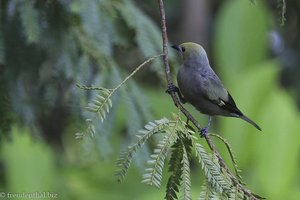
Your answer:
168;42;261;136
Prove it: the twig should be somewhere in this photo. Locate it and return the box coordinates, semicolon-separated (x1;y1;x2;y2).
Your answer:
157;0;259;199
76;54;163;138
77;54;163;93
209;133;243;181
113;54;163;91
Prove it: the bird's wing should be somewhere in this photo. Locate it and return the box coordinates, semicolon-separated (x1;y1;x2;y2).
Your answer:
218;92;243;116
201;73;243;116
201;73;227;101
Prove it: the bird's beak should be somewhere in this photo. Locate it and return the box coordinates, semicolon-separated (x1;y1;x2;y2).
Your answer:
171;45;182;53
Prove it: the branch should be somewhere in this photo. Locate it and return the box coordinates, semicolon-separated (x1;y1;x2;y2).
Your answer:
76;54;163;138
157;0;259;199
157;0;202;139
77;54;163;92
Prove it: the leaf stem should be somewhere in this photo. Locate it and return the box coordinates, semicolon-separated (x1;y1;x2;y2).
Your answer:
77;54;163;94
112;54;163;92
209;133;243;181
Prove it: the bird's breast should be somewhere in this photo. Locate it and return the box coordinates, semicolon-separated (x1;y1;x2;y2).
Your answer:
177;67;203;104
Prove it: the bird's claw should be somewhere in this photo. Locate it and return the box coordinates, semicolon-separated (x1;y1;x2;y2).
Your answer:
199;127;208;137
199;116;212;137
166;84;186;104
166;84;179;94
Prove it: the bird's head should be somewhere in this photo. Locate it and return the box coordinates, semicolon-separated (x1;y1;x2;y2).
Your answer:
172;42;208;63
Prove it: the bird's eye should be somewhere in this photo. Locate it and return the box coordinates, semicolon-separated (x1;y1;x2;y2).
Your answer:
181;47;186;52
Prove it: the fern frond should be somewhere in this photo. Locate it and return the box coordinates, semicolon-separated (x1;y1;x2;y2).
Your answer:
209;133;242;181
85;89;113;123
194;143;232;195
165;138;184;200
116;118;171;182
171;113;196;139
116;0;164;77
75;119;96;139
76;0;113;57
180;143;191;200
198;182;223;200
198;183;209;200
142;129;178;188
228;185;244;200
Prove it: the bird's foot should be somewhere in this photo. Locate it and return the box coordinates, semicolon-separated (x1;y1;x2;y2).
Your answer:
199;127;209;137
199;116;212;137
166;84;179;94
166;84;186;104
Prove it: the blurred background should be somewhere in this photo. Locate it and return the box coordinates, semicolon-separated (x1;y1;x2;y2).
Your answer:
1;0;300;199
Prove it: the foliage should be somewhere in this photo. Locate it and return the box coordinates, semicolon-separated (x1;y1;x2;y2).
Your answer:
277;0;286;26
209;133;242;181
165;135;184;200
74;0;292;199
2;127;56;194
1;0;165;148
214;0;300;199
249;0;286;25
1;0;300;199
115;114;262;199
76;54;162;142
116;118;171;183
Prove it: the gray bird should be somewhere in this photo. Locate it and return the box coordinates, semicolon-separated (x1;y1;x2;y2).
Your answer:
169;42;261;136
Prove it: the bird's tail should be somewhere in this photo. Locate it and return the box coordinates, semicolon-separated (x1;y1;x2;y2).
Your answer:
240;115;262;131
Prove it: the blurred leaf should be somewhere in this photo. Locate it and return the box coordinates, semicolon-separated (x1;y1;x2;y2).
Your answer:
214;0;268;82
254;88;300;199
116;0;169;76
2;127;56;193
214;3;300;198
123;88;150;169
18;0;40;43
0;6;4;65
77;0;114;57
219;61;279;164
117;0;162;57
116;118;171;183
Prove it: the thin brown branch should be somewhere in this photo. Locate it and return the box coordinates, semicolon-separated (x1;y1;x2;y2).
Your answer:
158;0;203;140
157;0;259;199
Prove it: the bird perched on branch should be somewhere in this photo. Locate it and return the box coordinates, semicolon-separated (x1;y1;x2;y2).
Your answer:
168;42;261;136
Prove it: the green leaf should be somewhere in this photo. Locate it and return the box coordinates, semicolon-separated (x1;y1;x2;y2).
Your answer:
180;143;192;200
85;88;113;123
219;62;279;164
165;138;184;200
194;143;232;195
214;0;268;82
142;129;178;188
18;1;40;43
228;185;245;200
116;118;171;183
209;133;242;181
2;127;55;193
116;0;165;76
254;88;300;199
76;0;113;57
198;182;223;200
